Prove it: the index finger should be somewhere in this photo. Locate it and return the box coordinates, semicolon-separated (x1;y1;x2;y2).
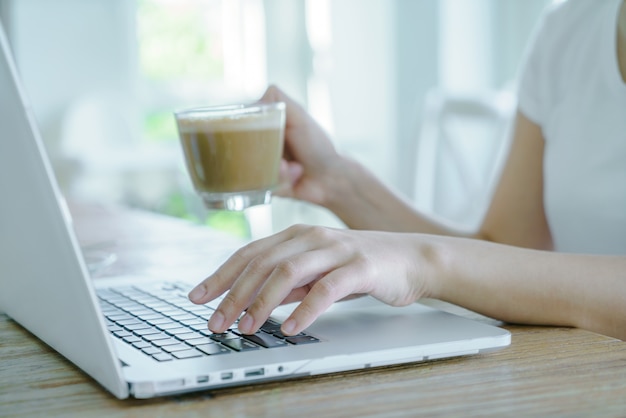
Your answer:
259;85;308;128
187;228;296;304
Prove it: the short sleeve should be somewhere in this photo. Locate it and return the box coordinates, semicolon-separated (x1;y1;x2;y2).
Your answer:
515;2;560;126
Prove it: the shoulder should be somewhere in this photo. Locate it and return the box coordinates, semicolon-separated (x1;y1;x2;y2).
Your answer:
522;0;604;73
538;0;608;45
523;0;621;70
517;0;620;124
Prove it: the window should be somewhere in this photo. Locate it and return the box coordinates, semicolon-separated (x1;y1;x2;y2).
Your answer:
134;0;267;236
137;0;267;145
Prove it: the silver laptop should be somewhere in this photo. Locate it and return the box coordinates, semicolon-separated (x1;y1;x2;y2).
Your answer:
0;22;510;399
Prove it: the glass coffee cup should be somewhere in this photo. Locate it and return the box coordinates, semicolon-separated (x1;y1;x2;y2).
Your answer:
174;102;286;211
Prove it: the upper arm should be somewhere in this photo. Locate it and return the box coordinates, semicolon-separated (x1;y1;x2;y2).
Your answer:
478;110;553;250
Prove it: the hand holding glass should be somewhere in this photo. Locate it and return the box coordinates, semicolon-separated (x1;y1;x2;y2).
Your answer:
174;102;286;211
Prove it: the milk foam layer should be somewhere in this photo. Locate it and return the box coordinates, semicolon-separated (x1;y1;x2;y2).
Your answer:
176;104;285;133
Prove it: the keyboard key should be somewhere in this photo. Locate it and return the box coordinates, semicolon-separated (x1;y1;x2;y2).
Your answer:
162;343;194;353
210;332;239;343
126;308;154;317
180;319;207;328
168;313;196;321
272;330;306;339
285;335;320;345
187;322;212;331
164;326;194;336
107;313;134;321
259;320;281;334
163;308;189;317
123;322;152;331
152;353;173;362
154;320;183;330
117;319;143;327
107;324;123;333
151;337;182;347
185;305;215;314
171;349;203;359
142;346;162;355
196;343;231;355
132;341;152;349
146;317;173;326
174;332;204;341
123;335;142;344
133;327;162;336
189;321;211;333
241;332;289;348
113;330;132;338
221;338;260;352
142;332;172;342
136;313;164;321
186;337;217;346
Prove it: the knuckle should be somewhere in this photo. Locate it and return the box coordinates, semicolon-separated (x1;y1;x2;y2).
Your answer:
330;237;352;255
311;277;338;300
305;225;331;240
220;291;241;314
286;223;308;235
287;224;334;243
245;255;269;277
273;259;300;281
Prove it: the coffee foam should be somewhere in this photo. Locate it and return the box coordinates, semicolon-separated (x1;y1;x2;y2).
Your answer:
176;111;283;133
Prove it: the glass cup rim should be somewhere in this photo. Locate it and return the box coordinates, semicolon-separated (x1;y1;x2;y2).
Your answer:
174;101;285;119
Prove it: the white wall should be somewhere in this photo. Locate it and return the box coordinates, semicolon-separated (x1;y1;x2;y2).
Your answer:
264;0;401;186
263;0;311;106
394;0;440;198
0;0;137;189
264;0;405;231
325;0;396;184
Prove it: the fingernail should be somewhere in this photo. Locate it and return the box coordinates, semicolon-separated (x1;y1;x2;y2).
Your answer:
238;313;254;334
208;311;225;332
282;318;297;335
188;285;206;302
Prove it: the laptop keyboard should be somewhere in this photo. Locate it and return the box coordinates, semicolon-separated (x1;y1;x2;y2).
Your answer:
97;283;320;362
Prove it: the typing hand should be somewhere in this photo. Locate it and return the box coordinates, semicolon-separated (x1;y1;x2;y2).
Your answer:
188;225;433;335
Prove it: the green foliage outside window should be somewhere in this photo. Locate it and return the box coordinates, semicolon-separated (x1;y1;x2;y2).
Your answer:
142;111;178;144
137;0;225;145
137;0;224;82
136;0;251;238
159;190;251;239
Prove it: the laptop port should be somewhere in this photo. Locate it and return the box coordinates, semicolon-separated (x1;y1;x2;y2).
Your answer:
221;372;234;381
244;368;265;378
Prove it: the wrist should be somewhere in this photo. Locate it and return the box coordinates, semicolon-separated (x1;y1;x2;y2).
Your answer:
317;155;365;212
415;235;454;301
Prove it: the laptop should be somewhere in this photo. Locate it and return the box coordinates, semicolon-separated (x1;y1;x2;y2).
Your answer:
0;22;510;399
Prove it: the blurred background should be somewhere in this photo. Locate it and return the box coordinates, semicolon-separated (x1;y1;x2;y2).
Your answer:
0;0;550;237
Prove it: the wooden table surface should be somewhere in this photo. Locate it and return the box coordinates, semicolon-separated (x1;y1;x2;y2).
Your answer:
1;202;625;417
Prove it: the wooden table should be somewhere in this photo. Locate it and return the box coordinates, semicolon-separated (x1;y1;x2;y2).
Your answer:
1;203;625;417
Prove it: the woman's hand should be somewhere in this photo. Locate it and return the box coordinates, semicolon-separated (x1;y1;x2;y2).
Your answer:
188;225;439;335
260;85;344;207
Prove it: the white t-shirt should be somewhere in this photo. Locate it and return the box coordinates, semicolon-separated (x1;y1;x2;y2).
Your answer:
517;0;626;255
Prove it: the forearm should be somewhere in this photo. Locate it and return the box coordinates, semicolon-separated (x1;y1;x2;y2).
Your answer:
322;156;471;236
430;236;626;340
